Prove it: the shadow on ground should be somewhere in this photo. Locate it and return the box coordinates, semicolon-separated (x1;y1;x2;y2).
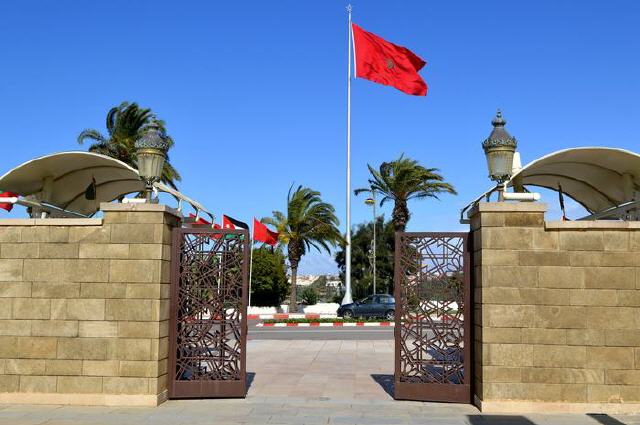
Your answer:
587;414;628;425
466;414;629;425
467;416;536;424
246;372;255;391
371;374;394;398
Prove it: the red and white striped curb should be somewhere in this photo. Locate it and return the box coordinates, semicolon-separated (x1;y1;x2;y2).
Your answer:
256;322;393;327
248;313;337;320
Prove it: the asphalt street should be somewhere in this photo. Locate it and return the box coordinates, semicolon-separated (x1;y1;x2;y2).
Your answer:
248;320;394;340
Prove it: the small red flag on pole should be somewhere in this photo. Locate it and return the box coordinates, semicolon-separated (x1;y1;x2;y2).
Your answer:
352;23;428;96
0;192;18;212
188;213;219;227
188;213;223;239
253;218;279;246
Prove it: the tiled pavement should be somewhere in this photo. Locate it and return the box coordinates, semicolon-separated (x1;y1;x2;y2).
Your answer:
1;340;639;424
247;339;395;400
1;396;638;425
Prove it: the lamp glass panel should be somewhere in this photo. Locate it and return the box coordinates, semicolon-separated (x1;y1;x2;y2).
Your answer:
487;150;514;181
138;152;166;182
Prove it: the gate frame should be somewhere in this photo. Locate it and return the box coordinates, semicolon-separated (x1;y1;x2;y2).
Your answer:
393;231;472;403
168;227;250;399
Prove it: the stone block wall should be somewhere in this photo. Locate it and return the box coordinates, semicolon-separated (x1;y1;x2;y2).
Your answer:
0;203;180;406
471;202;640;414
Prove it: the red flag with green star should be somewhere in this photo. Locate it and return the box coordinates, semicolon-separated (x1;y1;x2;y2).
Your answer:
352;23;428;96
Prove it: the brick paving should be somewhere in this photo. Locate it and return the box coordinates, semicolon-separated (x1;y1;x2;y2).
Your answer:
248;339;394;400
1;340;639;424
1;396;638;424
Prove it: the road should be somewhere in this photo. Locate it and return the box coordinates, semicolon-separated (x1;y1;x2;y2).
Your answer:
248;320;394;340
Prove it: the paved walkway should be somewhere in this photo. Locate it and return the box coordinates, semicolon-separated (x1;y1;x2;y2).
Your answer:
247;339;394;400
1;340;639;424
1;397;637;425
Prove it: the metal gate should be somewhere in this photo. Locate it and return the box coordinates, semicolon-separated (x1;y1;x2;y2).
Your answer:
168;227;249;398
394;232;471;403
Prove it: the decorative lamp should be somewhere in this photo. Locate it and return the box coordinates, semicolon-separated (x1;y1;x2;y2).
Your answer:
482;109;518;185
135;130;169;201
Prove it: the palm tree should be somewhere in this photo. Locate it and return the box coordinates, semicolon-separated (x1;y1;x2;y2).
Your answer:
263;185;343;311
77;101;181;189
355;154;457;232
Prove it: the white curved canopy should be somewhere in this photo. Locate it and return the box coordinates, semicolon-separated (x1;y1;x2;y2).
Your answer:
508;147;640;213
0;151;213;219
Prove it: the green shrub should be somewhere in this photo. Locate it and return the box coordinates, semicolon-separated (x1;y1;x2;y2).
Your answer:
301;286;318;305
331;293;343;304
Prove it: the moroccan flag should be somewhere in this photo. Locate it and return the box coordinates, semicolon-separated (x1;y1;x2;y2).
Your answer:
253;218;279;246
222;215;249;230
352;23;427;96
0;192;18;212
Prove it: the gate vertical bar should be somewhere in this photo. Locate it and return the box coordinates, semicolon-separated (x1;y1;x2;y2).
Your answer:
463;233;472;403
393;230;402;395
167;226;181;399
241;228;249;394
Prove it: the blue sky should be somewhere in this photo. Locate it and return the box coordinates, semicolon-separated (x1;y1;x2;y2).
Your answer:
1;1;639;274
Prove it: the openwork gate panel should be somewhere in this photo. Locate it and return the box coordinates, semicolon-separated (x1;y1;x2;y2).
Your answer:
394;232;471;403
168;228;249;398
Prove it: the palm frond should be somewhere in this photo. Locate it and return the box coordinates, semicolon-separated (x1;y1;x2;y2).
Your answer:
77;129;107;145
360;154;457;228
265;186;342;264
77;101;181;189
354;188;372;196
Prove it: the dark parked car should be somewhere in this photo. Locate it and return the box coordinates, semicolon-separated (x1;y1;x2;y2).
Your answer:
337;294;395;320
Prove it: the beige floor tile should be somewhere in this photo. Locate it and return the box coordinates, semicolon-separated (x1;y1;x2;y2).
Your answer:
247;339;393;401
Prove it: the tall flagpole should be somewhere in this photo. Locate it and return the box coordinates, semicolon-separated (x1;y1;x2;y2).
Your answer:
248;222;254;307
342;4;354;305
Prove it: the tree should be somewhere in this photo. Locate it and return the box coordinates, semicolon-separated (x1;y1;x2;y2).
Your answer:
263;185;343;312
335;216;395;299
301;286;318;305
305;275;340;303
77;101;181;189
250;247;289;307
355;154;456;232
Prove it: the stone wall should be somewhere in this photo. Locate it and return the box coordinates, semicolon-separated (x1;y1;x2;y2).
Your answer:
0;203;179;406
471;202;640;414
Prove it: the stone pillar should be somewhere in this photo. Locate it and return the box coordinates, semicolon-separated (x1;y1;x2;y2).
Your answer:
0;203;181;406
470;202;640;414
